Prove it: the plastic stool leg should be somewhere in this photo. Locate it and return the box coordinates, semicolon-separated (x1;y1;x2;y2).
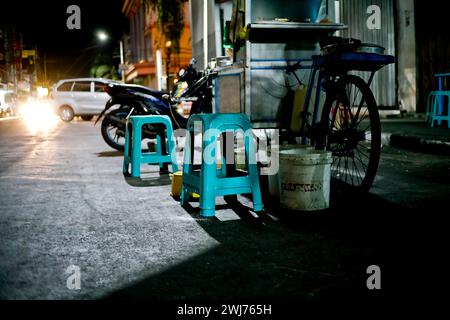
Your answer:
432;95;444;128
426;93;434;125
166;126;178;173
438;78;443;125
123;122;131;174
447;96;450;129
180;130;192;207
199;137;217;217
180;186;188;206
245;133;263;212
131;121;142;177
156;134;164;169
200;208;216;217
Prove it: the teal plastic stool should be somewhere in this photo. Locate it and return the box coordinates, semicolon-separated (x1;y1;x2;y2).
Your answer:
123;115;178;177
427;91;450;128
426;91;436;125
180;113;264;217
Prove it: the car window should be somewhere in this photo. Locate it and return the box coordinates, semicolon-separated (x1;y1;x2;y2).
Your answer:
94;82;106;92
57;82;73;92
72;82;92;92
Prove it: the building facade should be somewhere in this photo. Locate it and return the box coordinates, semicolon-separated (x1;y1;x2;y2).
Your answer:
0;26;39;94
122;0;192;90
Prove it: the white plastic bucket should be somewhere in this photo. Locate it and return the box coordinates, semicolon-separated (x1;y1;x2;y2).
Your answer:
278;148;332;211
268;145;314;202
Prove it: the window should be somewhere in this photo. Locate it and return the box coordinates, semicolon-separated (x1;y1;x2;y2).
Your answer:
72;82;92;92
57;82;73;92
94;82;106;92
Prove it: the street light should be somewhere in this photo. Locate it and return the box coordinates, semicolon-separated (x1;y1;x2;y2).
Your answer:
96;31;109;43
95;31;125;83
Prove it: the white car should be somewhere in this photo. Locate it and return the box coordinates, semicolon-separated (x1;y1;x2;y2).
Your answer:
51;78;116;122
0;90;16;117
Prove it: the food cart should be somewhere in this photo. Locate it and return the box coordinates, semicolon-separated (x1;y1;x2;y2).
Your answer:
213;0;346;130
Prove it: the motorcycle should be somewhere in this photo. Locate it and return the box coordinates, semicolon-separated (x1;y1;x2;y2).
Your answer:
95;58;214;151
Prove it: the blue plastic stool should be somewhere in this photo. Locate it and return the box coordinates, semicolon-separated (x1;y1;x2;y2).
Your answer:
426;91;436;125
435;73;450;120
123;115;178;177
426;91;450;128
180;113;264;217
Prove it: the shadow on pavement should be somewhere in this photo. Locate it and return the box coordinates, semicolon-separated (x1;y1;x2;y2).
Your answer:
95;151;124;158
123;172;172;187
102;189;443;302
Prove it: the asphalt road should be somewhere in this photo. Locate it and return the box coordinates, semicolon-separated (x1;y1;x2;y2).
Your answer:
0;117;447;302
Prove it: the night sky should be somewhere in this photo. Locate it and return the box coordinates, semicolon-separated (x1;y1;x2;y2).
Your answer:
1;0;128;81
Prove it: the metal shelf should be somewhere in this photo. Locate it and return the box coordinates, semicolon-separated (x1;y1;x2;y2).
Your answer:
247;22;347;43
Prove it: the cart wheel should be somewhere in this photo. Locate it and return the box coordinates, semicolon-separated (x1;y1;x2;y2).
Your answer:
320;75;381;193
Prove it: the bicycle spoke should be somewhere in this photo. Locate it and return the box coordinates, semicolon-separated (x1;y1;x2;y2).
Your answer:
353;87;362;111
355;150;368;170
344;155;350;185
347;156;354;186
355;148;369;171
350;157;356;186
348;86;358;123
356;149;370;164
348;156;354;186
361;123;372;133
357;142;371;152
352;157;364;185
356;107;370;128
355;155;363;185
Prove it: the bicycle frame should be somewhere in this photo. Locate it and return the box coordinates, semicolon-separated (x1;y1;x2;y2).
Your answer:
297;54;388;145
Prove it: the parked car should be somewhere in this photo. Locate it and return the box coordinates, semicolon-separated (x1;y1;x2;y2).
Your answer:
51;78;117;122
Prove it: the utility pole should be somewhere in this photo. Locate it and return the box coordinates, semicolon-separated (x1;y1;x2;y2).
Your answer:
119;40;125;83
165;41;172;91
203;0;208;69
44;53;47;84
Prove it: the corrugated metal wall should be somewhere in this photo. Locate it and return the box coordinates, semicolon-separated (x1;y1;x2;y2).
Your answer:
340;0;397;107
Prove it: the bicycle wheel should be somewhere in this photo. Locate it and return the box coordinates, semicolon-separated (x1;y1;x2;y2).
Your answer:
320;75;381;192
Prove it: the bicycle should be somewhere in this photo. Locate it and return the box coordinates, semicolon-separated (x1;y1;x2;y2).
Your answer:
288;37;394;193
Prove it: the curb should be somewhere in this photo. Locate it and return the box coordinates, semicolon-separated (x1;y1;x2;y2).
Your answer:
382;132;450;155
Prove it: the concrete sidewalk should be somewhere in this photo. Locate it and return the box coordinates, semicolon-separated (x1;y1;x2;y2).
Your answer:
381;117;450;155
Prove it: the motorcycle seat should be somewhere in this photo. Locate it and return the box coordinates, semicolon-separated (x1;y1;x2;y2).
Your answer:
111;83;169;100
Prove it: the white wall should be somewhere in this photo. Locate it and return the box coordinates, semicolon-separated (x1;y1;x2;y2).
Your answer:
190;0;233;69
